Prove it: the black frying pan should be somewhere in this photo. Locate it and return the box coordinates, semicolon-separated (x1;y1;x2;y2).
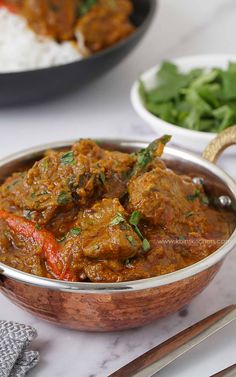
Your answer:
0;0;156;106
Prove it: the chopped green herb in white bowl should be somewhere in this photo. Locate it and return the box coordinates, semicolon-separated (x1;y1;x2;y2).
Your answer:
131;55;236;153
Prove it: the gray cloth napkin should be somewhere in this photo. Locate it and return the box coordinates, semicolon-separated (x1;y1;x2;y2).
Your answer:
0;321;39;377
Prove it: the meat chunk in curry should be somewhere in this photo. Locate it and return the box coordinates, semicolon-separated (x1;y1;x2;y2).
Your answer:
0;137;235;283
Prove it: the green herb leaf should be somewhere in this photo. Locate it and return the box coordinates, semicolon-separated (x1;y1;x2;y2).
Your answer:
133;226;143;240
60;151;76;166
212;105;235;130
70;227;81;236
190;69;219;89
110;212;126;226
142;238;150;252
157;61;179;81
129;212;151;252
187;187;201;201
146;101;175;123
42;159;49;170
126;235;136;246
201;195;209;205
146;62;191;103
57;191;71;206
185;211;194;218
99;172;106;185
35;223;42;231
77;0;96;16
221;70;236;100
160;135;172;145
132;136;171;176
129;212;143;239
129;211;141;226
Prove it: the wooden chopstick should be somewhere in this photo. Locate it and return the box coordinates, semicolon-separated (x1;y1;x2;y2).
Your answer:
108;305;236;377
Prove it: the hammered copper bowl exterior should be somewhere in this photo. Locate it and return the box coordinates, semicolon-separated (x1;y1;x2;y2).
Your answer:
0;262;221;331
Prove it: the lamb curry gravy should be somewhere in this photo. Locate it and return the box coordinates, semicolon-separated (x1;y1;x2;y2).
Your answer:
0;138;235;282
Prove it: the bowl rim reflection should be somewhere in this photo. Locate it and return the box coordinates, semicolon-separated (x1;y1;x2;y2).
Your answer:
0;138;235;293
0;0;157;76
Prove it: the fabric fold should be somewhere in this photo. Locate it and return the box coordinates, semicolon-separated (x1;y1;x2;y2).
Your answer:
0;321;39;377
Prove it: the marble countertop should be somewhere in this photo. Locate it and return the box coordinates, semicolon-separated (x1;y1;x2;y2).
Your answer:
1;0;236;376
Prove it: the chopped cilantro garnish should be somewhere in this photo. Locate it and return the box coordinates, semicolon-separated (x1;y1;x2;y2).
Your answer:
42;159;49;170
187;188;201;201
185;211;194;218
57;191;71;205
110;212;125;226
129;211;151;252
126;235;136;246
186;194;195;201
132;136;171;176
161;135;172;145
99;172;106;185
142;238;150;252
70;227;81;236
60;151;76;166
77;0;96;16
201;195;210;205
187;188;209;206
133;226;143;240
129;211;141;226
35;223;41;230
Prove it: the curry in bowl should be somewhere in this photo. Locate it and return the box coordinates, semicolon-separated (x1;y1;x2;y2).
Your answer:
0;137;235;283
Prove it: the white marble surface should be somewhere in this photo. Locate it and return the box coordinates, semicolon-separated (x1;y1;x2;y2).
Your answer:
1;0;236;376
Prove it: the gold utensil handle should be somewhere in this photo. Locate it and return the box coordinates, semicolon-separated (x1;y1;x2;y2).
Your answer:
202;125;236;163
109;305;236;377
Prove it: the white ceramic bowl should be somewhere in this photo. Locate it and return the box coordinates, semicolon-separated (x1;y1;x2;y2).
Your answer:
131;54;236;153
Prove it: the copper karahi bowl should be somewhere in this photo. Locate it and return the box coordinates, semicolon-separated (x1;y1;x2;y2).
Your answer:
0;128;236;332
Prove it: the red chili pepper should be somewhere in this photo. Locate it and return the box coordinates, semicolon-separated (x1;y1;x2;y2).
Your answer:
0;1;18;13
0;210;76;281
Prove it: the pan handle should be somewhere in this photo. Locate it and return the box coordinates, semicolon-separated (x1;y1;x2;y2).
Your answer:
202;125;236;163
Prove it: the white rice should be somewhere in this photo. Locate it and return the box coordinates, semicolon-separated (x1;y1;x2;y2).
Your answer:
0;7;83;73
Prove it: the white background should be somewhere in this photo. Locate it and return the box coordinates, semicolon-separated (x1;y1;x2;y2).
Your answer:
1;1;236;376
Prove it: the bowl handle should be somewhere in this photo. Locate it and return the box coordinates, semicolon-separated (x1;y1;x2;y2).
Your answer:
202;125;236;163
0;269;4;288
